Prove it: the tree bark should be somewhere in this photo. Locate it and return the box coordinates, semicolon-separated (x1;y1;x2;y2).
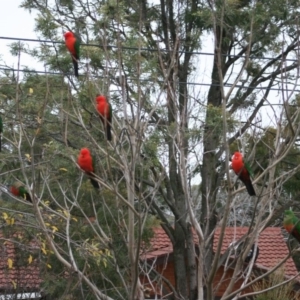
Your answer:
201;24;232;299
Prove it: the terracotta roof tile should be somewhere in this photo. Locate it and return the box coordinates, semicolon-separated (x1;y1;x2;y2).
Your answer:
141;228;173;259
0;232;41;290
213;227;298;278
143;227;298;278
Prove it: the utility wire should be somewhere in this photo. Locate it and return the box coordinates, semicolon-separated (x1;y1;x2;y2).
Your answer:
0;36;299;62
1;36;299;92
0;67;299;92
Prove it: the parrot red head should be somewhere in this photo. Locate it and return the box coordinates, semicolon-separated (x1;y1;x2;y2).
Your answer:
78;148;94;172
64;31;74;40
96;95;107;103
232;151;242;161
80;148;90;157
9;185;18;196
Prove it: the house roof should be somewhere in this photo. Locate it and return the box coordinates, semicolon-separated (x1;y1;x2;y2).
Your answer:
0;232;41;291
142;226;298;278
214;227;298;278
141;227;174;260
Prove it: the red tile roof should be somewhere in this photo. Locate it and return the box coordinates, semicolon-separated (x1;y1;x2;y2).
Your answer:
143;226;298;278
141;227;174;259
214;227;298;278
0;233;41;291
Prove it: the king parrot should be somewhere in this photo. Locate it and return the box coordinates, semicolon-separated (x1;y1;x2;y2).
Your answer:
284;210;300;243
9;181;32;202
64;31;80;77
77;148;100;189
96;95;112;141
231;151;256;196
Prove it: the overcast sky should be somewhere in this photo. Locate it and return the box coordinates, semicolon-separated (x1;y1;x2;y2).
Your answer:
0;0;38;69
0;0;282;131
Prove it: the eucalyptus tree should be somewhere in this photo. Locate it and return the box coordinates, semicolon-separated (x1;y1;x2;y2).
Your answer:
1;0;300;299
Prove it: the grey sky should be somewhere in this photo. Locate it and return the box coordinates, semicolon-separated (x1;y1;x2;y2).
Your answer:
0;0;281;131
0;0;38;68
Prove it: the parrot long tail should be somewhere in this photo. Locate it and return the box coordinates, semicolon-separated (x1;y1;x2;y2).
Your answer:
106;123;111;141
25;192;32;203
72;58;79;77
99;116;112;141
243;180;256;196
87;173;100;189
90;178;100;189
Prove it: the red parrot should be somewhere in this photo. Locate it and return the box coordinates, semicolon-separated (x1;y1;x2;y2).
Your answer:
284;210;300;243
96;95;112;141
231;152;256;196
64;31;80;77
9;181;32;202
77;148;100;189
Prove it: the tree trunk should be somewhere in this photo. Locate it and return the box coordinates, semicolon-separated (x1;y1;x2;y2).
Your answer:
201;24;232;299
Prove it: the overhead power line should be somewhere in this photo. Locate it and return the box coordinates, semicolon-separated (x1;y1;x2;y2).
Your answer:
0;67;299;92
0;36;299;62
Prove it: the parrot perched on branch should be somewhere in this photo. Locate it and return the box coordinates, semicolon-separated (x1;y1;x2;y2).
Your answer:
231;151;256;196
96;95;112;141
9;181;32;203
77;148;100;189
64;31;80;77
284;210;300;243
